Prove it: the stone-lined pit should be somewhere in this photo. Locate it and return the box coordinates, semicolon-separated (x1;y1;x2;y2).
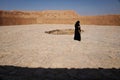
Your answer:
45;29;84;35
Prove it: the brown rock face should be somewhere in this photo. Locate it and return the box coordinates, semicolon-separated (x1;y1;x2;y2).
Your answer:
0;10;37;25
0;10;120;26
79;15;120;26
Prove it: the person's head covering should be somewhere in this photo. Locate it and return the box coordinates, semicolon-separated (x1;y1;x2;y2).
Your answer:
75;20;80;25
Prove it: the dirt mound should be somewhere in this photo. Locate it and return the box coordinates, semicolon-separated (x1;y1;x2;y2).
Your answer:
45;29;84;35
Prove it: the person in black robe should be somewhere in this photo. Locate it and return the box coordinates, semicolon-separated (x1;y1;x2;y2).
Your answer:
74;21;81;41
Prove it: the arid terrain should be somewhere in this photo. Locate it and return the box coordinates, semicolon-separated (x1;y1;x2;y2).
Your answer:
0;24;120;80
0;10;120;26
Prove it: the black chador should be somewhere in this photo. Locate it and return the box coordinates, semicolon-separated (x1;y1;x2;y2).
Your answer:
74;21;81;41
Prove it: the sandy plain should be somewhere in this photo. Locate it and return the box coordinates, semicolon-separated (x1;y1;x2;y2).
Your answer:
0;24;120;68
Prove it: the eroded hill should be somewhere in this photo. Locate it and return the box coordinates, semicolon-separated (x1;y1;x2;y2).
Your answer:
0;10;120;26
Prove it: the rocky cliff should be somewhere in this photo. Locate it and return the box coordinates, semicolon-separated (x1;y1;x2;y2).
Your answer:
0;10;37;25
0;10;120;26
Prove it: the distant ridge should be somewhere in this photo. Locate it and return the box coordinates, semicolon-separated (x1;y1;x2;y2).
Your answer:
0;10;120;26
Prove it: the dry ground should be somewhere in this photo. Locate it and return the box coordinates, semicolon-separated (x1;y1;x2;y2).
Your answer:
0;24;120;68
0;24;120;80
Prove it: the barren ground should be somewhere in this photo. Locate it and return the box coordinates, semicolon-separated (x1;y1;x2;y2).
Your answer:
0;24;120;80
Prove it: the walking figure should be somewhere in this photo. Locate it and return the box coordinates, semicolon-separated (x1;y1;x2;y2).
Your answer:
74;21;81;41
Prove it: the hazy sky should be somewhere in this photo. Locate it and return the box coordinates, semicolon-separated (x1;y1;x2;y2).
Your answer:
0;0;120;15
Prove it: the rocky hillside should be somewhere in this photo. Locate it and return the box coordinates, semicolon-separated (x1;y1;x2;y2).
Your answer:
0;10;120;26
80;15;120;25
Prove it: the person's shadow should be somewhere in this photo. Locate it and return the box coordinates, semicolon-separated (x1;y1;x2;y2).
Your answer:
0;65;120;80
